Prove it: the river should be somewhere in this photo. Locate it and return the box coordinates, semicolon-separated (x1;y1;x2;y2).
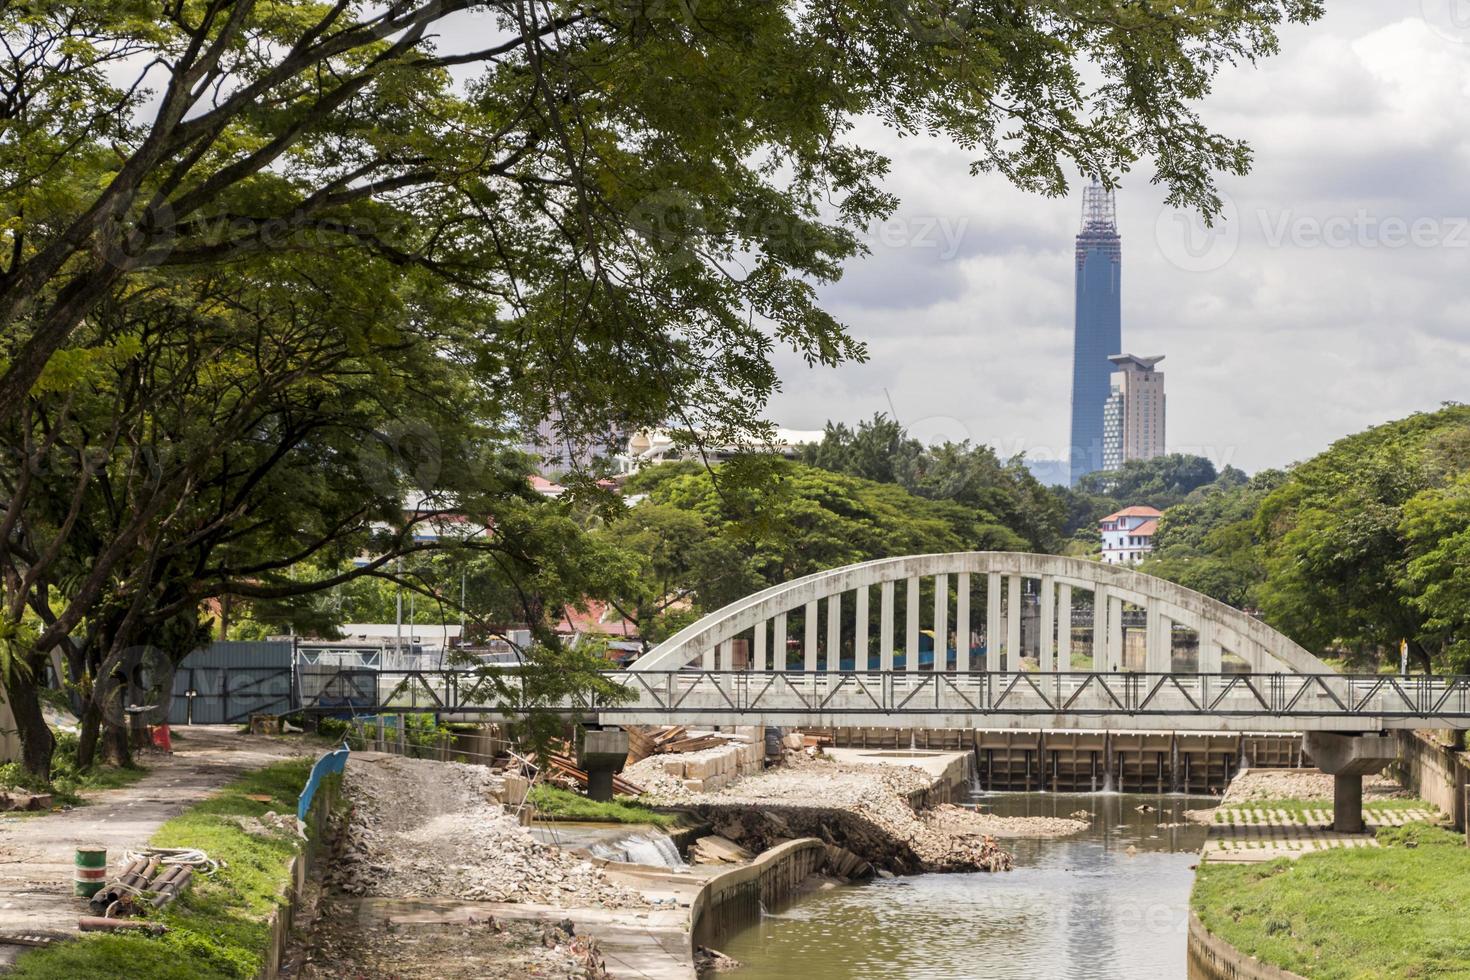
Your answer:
719;790;1215;979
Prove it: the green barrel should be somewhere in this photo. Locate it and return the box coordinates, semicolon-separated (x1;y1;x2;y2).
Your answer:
73;846;107;898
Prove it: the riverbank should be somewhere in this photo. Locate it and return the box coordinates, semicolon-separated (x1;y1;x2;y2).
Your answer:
1190;769;1468;978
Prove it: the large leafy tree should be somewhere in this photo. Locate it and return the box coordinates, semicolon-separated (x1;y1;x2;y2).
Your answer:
1255;405;1470;673
802;414;1065;551
2;0;1322;425
1141;469;1284;608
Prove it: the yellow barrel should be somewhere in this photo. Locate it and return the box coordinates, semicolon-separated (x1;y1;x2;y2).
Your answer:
74;846;107;898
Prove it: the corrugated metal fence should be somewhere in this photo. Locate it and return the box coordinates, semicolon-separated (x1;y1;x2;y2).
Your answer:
169;641;296;725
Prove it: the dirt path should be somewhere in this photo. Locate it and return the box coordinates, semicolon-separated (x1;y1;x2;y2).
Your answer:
0;725;311;963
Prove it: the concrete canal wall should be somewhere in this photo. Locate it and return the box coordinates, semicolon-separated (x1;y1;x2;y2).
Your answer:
1187;912;1308;980
1390;730;1468;830
689;838;828;953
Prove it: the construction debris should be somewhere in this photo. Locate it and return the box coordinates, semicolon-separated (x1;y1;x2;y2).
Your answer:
85;847;213;921
687;835;753;865
0;791;53;812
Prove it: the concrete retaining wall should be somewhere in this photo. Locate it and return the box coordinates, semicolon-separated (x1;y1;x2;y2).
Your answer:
689;838;827;952
1390;730;1468;830
1187;912;1307;980
259;773;339;979
645;733;767;794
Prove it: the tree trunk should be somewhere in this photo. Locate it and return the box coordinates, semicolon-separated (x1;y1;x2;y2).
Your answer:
102;723;132;768
77;699;104;771
5;663;55;781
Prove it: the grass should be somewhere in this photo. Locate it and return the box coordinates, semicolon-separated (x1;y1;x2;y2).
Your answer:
529;784;678;827
9;756;317;980
1212;797;1433;825
1193;822;1470;979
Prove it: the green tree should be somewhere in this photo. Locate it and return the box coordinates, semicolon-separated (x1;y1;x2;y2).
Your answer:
1141;470;1284;608
1255;405;1470;672
801;414;1065;551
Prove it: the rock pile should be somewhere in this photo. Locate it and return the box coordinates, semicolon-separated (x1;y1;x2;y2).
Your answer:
332;754;647;909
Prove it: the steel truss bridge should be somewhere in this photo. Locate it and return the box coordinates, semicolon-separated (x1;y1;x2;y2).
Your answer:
297;553;1470;732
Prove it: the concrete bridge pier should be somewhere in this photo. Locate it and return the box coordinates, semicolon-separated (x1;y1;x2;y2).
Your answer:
1304;732;1398;833
580;729;630;802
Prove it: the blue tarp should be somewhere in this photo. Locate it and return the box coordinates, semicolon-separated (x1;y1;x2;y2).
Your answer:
298;744;350;822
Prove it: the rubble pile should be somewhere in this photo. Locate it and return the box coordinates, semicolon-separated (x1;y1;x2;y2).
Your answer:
332;755;647;908
633;751;1015;874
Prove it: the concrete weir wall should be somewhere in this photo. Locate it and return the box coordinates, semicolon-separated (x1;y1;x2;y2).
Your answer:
689;838;827;953
1187;912;1307;980
1390;730;1469;830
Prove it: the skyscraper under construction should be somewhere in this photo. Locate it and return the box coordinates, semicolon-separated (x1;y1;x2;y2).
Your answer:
1068;179;1122;486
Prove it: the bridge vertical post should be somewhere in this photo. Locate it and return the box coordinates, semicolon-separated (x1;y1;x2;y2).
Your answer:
1108;596;1125;673
1092;585;1109;674
1058;584;1072;670
774;612;787;672
701;645;715;670
905;577;920;672
855;585;870;672
1006;575;1022;672
827;594;842;673
955;572;970;672
986;572;1002;672
1199;621;1221;674
934;574;949;671
880;581;894;672
755;620;767;671
804;601;819;673
1040;575;1056;672
1145;605;1167;673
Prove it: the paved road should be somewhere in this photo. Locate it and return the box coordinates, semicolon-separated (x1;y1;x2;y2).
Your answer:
0;725;310;966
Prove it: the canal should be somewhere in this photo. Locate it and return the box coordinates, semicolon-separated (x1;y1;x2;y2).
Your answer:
719;790;1214;978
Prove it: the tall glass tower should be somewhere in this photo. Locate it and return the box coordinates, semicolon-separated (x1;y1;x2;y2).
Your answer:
1068;180;1122;486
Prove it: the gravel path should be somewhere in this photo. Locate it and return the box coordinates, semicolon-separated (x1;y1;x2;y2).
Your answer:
332;753;648;908
1221;768;1411;804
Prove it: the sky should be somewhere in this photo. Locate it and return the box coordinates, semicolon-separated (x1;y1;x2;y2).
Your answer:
762;1;1470;480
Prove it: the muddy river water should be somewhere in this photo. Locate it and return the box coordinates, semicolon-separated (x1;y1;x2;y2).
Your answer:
719;790;1215;979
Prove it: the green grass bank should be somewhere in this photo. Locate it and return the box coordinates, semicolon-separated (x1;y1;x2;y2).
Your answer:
528;784;678;827
1192;822;1470;979
10;756;318;980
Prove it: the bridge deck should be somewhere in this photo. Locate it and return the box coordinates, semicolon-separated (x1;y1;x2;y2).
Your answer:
297;668;1470;733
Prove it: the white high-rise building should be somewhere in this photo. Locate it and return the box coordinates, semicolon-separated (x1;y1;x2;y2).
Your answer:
1102;354;1165;471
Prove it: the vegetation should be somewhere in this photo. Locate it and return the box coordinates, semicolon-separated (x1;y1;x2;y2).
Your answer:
528;785;677;828
599;459;1025;645
1141;470;1286;607
1255;404;1470;673
1192;823;1470;979
801;414;1065;552
0;730;147;806
0;0;1328;778
9;758;315;980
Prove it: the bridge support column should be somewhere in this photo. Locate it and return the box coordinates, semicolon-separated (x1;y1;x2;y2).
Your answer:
580;729;629;803
955;573;970;672
1303;732;1398;833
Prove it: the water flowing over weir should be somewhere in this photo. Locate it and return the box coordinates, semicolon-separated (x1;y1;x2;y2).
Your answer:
587;832;685;869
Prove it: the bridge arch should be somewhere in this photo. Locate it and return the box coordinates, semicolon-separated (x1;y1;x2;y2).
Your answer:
631;552;1332;676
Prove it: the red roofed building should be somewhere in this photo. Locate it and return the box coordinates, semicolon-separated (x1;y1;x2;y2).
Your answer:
1099;505;1162;565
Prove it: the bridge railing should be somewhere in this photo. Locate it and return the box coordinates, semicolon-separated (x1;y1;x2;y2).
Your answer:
295;665;1470;722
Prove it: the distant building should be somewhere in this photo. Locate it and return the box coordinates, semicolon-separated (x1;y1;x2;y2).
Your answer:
1069;179;1123;487
1099;505;1162;564
624;428;823;467
1103;354;1166;471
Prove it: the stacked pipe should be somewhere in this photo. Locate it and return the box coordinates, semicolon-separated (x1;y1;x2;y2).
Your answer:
85;857;196;922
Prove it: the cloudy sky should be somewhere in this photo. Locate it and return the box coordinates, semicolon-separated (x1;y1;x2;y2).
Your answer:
764;1;1470;480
